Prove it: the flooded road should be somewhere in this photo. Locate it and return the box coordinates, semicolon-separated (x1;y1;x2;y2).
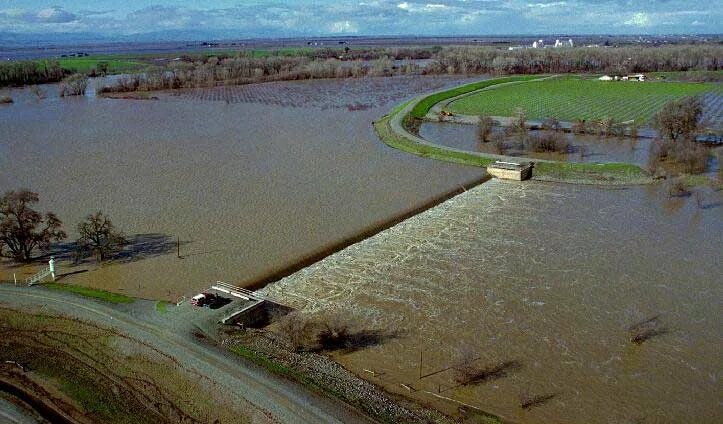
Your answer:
0;76;483;299
262;180;722;424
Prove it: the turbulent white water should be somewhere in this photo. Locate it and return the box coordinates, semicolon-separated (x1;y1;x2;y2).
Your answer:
262;179;723;424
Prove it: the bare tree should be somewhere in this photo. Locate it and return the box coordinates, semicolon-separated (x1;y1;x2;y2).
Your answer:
478;116;495;142
76;211;126;263
0;190;66;262
274;311;315;351
512;107;527;133
654;97;702;142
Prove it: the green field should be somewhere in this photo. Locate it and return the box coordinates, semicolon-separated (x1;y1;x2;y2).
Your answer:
447;77;719;125
56;55;148;73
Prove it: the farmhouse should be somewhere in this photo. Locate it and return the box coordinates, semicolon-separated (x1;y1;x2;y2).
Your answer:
598;74;646;82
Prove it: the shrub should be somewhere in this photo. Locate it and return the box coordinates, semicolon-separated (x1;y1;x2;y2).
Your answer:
478;116;494;142
59;74;88;97
512;107;526;133
654;139;710;175
599;117;615;137
525;131;570;153
29;85;45;99
274;311;317;352
541;117;561;131
316;315;353;350
672;141;709;174
571;119;587;134
667;180;691;197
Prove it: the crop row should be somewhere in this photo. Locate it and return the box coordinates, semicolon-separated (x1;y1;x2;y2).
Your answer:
448;78;719;125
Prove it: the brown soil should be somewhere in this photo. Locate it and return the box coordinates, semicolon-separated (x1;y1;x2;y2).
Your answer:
0;307;254;424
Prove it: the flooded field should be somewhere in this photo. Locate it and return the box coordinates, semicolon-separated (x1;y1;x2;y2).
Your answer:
167;75;436;109
0;75;482;299
420;121;656;166
262;180;722;424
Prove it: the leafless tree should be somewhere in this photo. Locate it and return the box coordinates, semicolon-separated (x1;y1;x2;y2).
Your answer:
654;97;702;142
478;116;495;142
0;190;66;262
76;211;126;263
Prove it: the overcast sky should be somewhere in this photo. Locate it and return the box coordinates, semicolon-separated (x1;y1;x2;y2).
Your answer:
0;1;719;37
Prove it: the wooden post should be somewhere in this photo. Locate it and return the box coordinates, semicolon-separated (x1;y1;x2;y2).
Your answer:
13;273;17;286
177;236;180;258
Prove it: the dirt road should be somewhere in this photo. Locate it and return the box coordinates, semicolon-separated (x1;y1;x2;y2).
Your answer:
0;285;376;424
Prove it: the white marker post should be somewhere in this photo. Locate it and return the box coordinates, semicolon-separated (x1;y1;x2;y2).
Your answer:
48;256;56;281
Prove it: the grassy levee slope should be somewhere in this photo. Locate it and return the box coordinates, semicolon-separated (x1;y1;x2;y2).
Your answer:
408;75;541;119
375;76;652;185
44;283;135;304
447;76;719;125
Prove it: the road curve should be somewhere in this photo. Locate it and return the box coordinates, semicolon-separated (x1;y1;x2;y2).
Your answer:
0;285;377;424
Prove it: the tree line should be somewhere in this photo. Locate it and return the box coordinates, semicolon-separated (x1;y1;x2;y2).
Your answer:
0;60;69;87
425;45;721;75
4;44;720;92
97;44;721;94
0;190;124;263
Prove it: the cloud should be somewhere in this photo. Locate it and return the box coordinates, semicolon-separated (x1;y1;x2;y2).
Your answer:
330;20;359;33
36;6;77;23
0;1;718;37
624;12;651;27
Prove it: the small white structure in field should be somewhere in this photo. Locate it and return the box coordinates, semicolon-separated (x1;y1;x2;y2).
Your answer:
49;256;56;281
532;39;545;48
599;75;614;81
568;38;574;47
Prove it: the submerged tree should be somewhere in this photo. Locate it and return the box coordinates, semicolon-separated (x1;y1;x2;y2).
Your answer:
77;212;126;263
478;116;495;142
0;190;66;262
654;97;702;142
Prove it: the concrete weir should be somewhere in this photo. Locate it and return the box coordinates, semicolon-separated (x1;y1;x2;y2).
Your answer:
221;299;292;327
487;161;533;181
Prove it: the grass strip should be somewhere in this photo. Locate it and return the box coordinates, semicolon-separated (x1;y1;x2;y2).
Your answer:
155;301;171;314
409;75;542;119
375;114;495;167
44;283;135;304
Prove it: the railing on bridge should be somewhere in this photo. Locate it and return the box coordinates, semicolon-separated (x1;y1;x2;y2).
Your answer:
26;257;56;286
211;281;264;301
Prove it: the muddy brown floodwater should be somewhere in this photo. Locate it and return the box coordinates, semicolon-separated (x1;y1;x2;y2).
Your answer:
0;76;484;299
420;121;656;166
262;180;722;424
